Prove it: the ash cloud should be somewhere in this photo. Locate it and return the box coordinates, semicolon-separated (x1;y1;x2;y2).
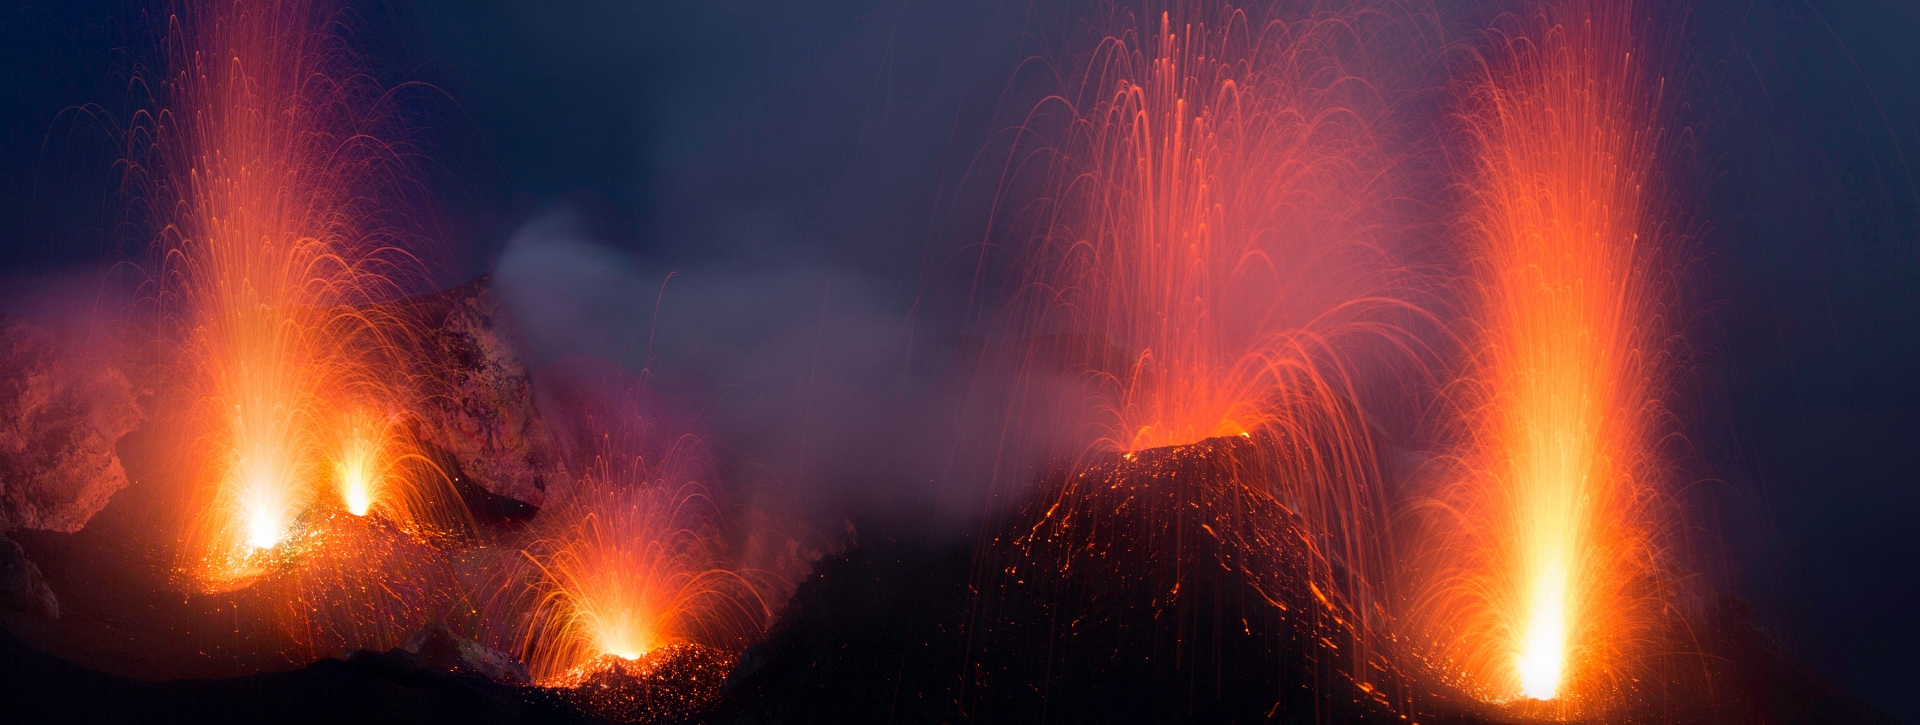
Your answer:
491;204;1016;546
442;1;1054;548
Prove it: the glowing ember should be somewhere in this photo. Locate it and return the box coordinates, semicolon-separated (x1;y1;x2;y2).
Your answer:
544;644;736;724
1004;433;1420;718
256;507;468;657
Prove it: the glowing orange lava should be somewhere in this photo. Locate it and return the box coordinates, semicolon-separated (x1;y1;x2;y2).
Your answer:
986;1;1417;698
142;0;433;589
513;448;768;682
334;410;389;517
1405;1;1684;710
1005;3;1399;455
325;406;457;532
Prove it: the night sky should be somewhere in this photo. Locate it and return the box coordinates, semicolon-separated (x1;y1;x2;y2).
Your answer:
1;1;1916;720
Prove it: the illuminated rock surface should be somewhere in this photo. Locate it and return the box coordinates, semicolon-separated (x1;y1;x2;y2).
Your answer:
0;321;141;534
386;277;564;510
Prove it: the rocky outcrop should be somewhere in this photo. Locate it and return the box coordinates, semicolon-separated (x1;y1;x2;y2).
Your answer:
390;277;564;508
0;533;57;618
404;622;531;684
0;320;142;533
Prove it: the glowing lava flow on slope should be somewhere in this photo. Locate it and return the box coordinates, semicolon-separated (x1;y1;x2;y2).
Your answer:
513;445;769;683
140;0;432;590
1406;0;1686;710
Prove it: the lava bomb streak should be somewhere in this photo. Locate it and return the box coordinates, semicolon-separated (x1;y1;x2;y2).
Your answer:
990;0;1409;686
511;445;769;684
1404;1;1687;711
133;0;435;590
1003;1;1399;454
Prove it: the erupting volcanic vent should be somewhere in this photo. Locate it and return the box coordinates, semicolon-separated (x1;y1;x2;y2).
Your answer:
507;446;769;688
983;0;1412;695
108;0;485;661
3;0;1900;722
1000;2;1401;455
542;643;735;725
1000;432;1414;715
1399;0;1690;715
135;0;441;592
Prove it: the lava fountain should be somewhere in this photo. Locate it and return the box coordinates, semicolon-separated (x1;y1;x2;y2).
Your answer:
512;443;769;683
137;0;431;589
1404;0;1688;711
1003;2;1401;456
335;412;381;518
986;0;1414;697
327;405;460;531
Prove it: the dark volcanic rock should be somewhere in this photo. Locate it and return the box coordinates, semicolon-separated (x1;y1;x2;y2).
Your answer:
0;533;57;618
0;624;596;725
388;276;565;509
1679;596;1901;725
0;320;142;534
716;435;1457;724
715;435;1897;725
407;622;533;684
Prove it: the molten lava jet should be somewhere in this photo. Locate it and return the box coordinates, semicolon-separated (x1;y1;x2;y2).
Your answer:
509;447;769;689
985;0;1413;698
1401;0;1690;713
138;0;439;590
115;0;484;662
1002;3;1400;456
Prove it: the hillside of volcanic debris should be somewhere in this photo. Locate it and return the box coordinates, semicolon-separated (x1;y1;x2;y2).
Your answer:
709;434;1898;725
715;435;1465;724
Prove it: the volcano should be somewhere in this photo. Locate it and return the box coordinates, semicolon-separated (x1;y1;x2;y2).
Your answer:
719;434;1459;723
0;1;1909;721
0;405;1900;725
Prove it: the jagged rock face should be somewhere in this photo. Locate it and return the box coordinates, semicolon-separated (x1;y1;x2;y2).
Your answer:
0;534;57;618
405;621;532;684
395;277;564;508
0;321;142;533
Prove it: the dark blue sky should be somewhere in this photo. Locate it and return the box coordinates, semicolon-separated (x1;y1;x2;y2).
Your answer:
1692;2;1920;719
1;1;1915;720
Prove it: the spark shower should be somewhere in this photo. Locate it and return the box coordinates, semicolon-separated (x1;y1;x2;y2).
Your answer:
0;0;1789;721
